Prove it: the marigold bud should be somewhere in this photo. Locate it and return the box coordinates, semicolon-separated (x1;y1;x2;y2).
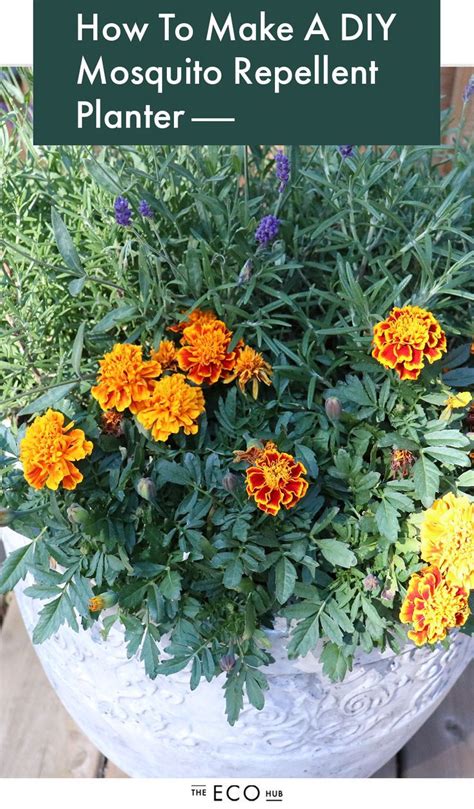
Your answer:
325;397;342;421
363;573;379;592
0;507;14;527
67;503;89;525
222;471;239;493
136;477;156;503
219;653;236;672
89;591;118;612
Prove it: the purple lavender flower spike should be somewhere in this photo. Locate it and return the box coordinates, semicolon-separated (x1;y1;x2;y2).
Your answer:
114;197;133;226
275;150;290;193
463;75;474;103
138;199;154;219
338;145;355;159
255;214;281;246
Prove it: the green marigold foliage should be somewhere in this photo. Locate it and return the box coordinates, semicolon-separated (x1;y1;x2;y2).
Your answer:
1;69;473;723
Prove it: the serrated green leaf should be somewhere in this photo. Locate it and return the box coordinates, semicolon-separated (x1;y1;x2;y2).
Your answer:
413;455;440;507
274;557;297;604
318;539;357;568
159;570;182;601
32;592;78;643
18;383;78;417
425;446;470;467
375;499;400;542
0;542;35;593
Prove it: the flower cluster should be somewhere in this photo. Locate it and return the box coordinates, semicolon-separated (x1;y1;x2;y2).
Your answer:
114;196;133;227
255;214;281;246
275;150;290;193
372;305;447;380
400;493;474;645
338;145;355;159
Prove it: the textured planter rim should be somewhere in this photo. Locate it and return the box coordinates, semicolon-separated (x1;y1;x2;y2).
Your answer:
1;526;473;778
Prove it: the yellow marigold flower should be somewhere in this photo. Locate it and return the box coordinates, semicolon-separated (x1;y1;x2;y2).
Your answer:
440;390;472;421
91;344;162;413
372;306;447;381
151;339;178;371
420;492;474;589
400;565;469;646
136;374;205;442
169;308;217;334
245;442;309;516
224;345;273;399
20;409;93;491
177;319;240;385
89;592;117;612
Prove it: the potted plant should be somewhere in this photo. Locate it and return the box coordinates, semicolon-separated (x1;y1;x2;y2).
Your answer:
1;143;473;778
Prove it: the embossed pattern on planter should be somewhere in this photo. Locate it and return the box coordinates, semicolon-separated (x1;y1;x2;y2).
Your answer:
2;527;473;778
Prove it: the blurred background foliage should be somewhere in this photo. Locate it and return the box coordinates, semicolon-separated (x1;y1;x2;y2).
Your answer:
1;67;473;418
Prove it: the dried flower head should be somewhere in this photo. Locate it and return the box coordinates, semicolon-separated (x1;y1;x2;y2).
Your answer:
233;443;265;465
20;409;93;491
420;492;474;590
390;448;416;478
255;215;281;246
363;573;380;591
372;306;447;380
101;410;124;436
224;345;273;399
91;344;162;413
400;565;469;646
114;196;132;226
177;319;240;385
151;339;179;371
136;373;205;442
245;442;309;516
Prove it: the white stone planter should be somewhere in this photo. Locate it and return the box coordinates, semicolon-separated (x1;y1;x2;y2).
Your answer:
2;527;473;778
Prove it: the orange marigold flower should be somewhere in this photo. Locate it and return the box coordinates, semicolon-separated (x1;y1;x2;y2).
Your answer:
224;345;273;399
400;565;469;646
101;410;124;436
169;308;217;334
177;319;240;385
20;409;93;491
151;339;178;371
245;442;309;516
91;344;162;413
420;492;474;590
136;373;205;442
372;306;447;381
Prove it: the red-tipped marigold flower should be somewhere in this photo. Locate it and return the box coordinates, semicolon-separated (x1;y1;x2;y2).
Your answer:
390;449;416;478
224;345;273;399
372;306;447;381
20;409;93;491
169;308;217;334
400;565;469;646
177;319;241;385
420;492;474;590
245;442;309;516
151;339;178;371
135;373;205;442
92;344;162;413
